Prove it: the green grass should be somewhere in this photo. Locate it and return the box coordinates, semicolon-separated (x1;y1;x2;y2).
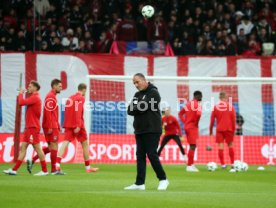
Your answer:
0;164;276;208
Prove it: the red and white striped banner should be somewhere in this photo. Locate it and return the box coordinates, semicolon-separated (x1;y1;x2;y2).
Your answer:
0;53;276;135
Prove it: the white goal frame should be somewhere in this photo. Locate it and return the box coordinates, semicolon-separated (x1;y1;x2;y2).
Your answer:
85;75;276;137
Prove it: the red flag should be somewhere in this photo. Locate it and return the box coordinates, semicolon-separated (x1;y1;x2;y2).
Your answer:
109;41;120;54
165;43;175;56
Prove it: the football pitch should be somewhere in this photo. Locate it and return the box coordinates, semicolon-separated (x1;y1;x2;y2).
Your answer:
0;164;275;208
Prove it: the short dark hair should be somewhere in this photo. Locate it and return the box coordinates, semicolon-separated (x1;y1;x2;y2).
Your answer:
78;83;87;91
219;91;226;99
51;79;61;88
194;90;202;97
134;73;146;80
30;80;40;91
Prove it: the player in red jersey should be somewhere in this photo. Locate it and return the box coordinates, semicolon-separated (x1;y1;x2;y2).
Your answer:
209;92;236;172
3;81;48;176
157;107;186;159
27;79;63;175
56;83;98;173
178;91;202;172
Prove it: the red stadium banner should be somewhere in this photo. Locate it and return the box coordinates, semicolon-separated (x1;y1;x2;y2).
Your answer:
0;133;275;165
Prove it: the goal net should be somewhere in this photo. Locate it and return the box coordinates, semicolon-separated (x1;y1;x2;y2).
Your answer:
85;75;276;165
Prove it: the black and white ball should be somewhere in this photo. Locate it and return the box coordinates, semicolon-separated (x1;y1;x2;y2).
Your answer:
207;162;218;172
141;5;155;18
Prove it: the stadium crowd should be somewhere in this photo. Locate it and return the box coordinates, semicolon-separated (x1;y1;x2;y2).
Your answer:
0;0;275;55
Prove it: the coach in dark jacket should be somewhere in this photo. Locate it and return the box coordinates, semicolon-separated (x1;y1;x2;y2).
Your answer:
124;73;169;191
128;83;162;134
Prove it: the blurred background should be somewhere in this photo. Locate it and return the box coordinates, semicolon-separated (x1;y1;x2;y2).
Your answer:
0;0;275;55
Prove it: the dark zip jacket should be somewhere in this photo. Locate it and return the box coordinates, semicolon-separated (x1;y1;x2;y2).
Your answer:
127;83;162;135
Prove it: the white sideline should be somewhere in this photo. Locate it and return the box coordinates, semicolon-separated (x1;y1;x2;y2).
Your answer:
29;191;276;195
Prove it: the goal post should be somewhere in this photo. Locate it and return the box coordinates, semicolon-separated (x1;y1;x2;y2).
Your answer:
85;75;276;165
13;73;23;162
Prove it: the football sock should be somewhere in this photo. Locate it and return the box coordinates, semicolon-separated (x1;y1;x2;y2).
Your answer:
12;160;23;171
32;147;50;163
218;149;225;165
85;160;90;170
56;156;62;167
50;150;57;172
187;149;195;166
40;160;48;172
229;148;234;164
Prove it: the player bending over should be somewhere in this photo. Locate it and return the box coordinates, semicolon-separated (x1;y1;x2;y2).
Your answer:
157;107;186;160
3;81;48;176
56;83;98;173
27;79;64;175
179;91;202;172
209;92;236;172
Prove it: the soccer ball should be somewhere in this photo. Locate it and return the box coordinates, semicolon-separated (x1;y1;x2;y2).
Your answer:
141;5;155;18
233;160;243;172
207;162;218;172
240;162;249;172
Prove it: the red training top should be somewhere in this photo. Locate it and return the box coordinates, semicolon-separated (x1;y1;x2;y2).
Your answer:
42;90;60;129
162;115;182;136
178;99;202;130
63;92;85;129
209;100;236;134
18;92;42;129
